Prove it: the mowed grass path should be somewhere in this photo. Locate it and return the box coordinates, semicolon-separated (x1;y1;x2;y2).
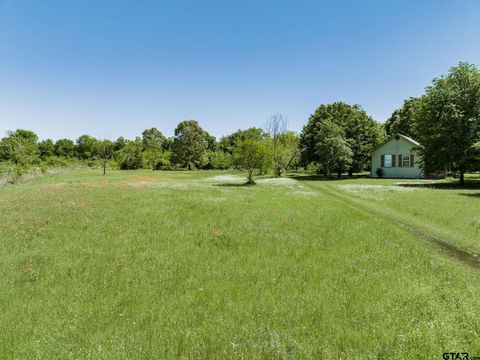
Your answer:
1;169;480;358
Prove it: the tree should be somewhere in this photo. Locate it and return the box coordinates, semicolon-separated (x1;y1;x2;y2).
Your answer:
0;129;39;165
76;135;98;160
142;128;166;150
265;113;288;176
95;139;114;175
115;138;144;169
142;128;166;170
208;150;232;169
315;119;352;177
413;62;480;184
219;128;265;154
171;120;209;169
300;102;383;176
233;138;270;184
55;139;76;157
384;97;421;138
38;139;55;159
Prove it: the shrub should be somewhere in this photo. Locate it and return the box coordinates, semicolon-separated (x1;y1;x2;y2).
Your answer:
376;167;384;178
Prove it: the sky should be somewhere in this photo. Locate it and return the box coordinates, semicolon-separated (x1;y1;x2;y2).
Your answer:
0;0;479;141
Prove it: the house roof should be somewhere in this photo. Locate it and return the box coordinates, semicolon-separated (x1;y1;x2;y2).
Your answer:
372;133;422;152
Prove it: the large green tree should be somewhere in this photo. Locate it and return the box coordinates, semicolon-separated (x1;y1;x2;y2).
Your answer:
300;102;383;176
384;97;421;138
314;119;352;177
0;129;40;165
76;135;98;160
55;139;76;157
38;139;55;159
233;138;270;184
142;128;167;170
219;128;265;154
171;120;209;169
413;62;480;184
115;138;144;170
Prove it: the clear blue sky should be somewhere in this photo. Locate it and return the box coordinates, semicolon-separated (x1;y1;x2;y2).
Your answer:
1;0;479;141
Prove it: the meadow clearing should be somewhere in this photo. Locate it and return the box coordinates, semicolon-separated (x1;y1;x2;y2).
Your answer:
1;169;480;359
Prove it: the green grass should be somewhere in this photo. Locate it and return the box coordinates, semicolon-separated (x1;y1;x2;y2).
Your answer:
1;169;480;358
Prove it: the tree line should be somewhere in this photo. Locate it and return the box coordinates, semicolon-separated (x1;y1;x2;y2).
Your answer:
1;62;479;184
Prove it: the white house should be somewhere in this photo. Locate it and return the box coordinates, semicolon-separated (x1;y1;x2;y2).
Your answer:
371;134;424;178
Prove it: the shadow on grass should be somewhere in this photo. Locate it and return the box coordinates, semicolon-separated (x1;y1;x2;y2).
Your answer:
397;181;480;190
289;174;370;182
212;182;256;187
459;193;480;198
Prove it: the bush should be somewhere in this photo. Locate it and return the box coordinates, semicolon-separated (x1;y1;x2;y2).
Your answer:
376;167;384;178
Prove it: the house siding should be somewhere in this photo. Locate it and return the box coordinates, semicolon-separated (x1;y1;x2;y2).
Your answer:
371;136;423;178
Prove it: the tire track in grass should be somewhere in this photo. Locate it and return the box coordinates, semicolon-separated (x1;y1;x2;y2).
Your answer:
302;180;480;270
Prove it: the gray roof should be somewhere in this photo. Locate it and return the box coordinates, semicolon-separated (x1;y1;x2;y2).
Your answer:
373;133;422;152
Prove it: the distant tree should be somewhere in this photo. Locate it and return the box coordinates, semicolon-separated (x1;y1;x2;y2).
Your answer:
141;128;167;170
413;62;480;184
171;120;209;169
115;138;144;170
219;128;265;154
314;118;352;177
95;139;114;175
279;131;301;171
233;138;270;184
384;97;421;138
0;129;39;165
113;137;127;152
300;102;383;176
265;113;288;176
76;135;98;160
208;150;232;169
55;139;76;157
38;139;55;159
142;128;166;150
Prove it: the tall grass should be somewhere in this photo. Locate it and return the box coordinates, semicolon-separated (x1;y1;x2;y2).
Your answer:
1;169;480;358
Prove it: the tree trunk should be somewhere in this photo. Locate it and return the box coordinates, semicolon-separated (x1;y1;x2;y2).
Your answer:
348;167;353;177
103;161;106;175
247;170;254;184
460;170;465;185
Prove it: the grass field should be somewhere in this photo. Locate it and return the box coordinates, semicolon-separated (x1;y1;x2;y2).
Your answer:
1;169;480;358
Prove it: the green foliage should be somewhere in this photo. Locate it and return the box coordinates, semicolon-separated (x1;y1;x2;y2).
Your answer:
233;138;270;183
273;131;300;176
38;139;55;159
314;118;353;176
0;129;40;165
413;62;480;183
208;150;232;169
219;127;265;154
384;97;421;138
115;138;144;169
55;139;76;157
142;128;166;151
300;102;382;175
376;167;384;178
172;120;210;169
76;135;99;160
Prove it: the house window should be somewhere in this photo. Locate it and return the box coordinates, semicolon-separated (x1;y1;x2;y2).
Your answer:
402;154;411;167
384;154;393;167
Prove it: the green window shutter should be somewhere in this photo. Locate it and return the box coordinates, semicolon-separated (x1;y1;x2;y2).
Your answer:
381;154;385;167
398;154;403;167
392;154;396;167
410;154;414;167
